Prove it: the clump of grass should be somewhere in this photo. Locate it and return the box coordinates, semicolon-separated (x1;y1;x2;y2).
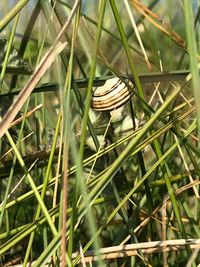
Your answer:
0;1;199;266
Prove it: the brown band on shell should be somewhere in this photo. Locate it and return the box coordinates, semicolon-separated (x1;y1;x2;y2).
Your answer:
92;77;134;111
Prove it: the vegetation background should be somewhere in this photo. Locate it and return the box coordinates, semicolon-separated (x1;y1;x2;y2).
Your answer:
0;0;199;266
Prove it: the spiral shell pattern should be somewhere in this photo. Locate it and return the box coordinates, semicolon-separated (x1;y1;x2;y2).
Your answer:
91;77;134;111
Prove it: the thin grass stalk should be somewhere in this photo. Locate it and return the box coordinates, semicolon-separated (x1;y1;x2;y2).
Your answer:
67;6;82;260
0;70;191;98
72;239;200;263
109;0;154;216
73;119;196;265
124;0;151;69
23;113;62;265
72;80;100;150
109;0;145;101
148;96;195;244
60;8;81;266
0;0;80;138
38;0;61;41
74;87;181;247
0;167;197;260
0;104;196;217
0;41;66;139
177;5;200;70
79;0;106;159
153;134;188;239
43;0;100;153
2;1;198;261
175;135;199;197
0;99;30;229
78;84;182;224
10;2;41;89
183;202;200;237
0;14;19;87
183;1;200;145
0;0;30;31
0;202;61;256
147;88;189;241
4;130;58;236
0;15;20;219
32;232;62;267
0;171;197;241
51;0;87;77
77;1;107;266
110;179;147;264
61;75;71;266
0;106;196;209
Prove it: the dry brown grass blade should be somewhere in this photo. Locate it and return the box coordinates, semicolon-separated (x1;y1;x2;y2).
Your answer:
72;239;200;263
131;0;186;48
0;41;67;139
9;104;43;129
0;0;81;140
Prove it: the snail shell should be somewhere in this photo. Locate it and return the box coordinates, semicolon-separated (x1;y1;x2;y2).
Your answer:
91;77;134;111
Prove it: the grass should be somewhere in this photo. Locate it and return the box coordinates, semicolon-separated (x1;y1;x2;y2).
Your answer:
0;0;199;266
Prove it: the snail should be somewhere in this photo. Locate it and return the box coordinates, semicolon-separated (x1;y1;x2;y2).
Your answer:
87;77;136;151
91;77;134;111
